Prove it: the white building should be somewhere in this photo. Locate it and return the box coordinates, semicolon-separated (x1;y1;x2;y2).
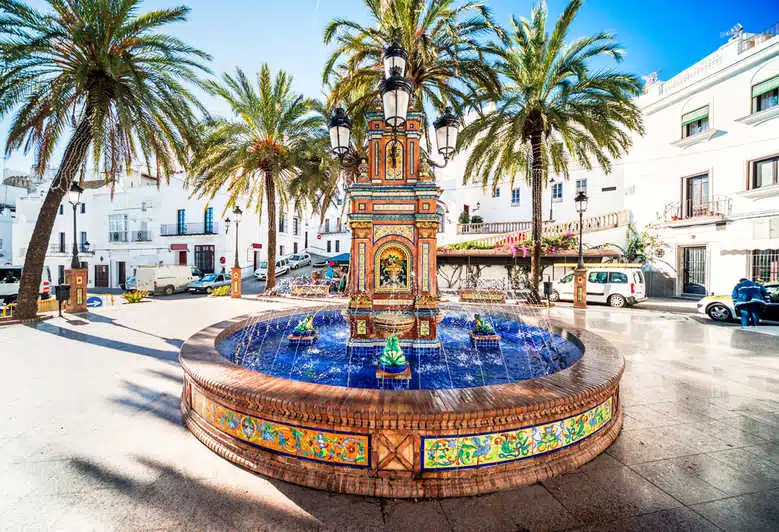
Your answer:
307;187;351;258
439;25;779;297
12;165;313;289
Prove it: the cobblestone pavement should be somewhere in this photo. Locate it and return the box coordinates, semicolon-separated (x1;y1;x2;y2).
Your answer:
0;298;777;531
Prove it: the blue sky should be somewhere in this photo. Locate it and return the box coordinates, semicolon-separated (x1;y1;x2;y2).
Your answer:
3;0;779;172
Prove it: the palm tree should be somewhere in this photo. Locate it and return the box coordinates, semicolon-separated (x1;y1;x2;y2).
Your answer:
323;0;501;152
0;0;209;319
459;0;644;296
187;66;325;293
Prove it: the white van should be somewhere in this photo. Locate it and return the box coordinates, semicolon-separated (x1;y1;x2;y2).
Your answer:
550;266;647;307
254;258;290;281
0;265;52;305
135;265;200;296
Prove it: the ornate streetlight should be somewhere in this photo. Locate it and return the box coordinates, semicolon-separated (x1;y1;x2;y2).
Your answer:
573;190;589;309
548;177;557;221
68;181;83;269
225;205;243;298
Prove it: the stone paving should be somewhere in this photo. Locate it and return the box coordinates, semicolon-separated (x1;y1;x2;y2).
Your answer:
0;297;777;531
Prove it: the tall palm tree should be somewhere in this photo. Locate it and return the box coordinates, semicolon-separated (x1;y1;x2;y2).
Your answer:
0;0;209;319
323;0;501;152
459;0;644;296
187;65;325;292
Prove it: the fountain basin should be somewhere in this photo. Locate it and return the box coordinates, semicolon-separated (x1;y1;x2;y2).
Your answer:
180;304;623;498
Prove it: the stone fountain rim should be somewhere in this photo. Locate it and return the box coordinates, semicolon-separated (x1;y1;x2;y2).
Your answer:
179;303;623;427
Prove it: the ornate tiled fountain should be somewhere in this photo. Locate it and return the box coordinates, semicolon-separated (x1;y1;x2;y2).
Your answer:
179;43;623;498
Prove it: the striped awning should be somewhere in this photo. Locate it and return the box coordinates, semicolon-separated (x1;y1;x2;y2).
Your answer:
752;75;779;97
681;106;709;126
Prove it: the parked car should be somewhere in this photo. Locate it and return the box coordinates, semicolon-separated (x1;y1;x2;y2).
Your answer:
187;273;230;294
254;258;290;280
0;265;52;305
550;266;647;307
697;282;779;322
135;265;200;296
288;253;311;269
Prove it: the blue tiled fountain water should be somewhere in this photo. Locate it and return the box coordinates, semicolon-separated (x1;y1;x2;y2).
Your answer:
219;309;582;390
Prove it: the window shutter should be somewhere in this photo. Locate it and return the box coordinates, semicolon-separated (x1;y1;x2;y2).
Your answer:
681;106;709;126
751;75;779;97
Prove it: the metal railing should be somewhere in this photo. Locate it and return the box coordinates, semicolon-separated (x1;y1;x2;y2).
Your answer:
132;230;152;242
457;220;532;235
49;243;67;254
319;223;350;234
160;222;219;236
108;231;128;242
662;196;731;222
749;249;779;283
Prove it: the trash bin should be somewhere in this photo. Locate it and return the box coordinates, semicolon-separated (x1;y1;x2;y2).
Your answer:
55;284;71;301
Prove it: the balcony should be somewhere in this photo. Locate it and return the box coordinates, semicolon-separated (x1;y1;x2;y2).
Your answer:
132;230;152;242
662;196;732;226
457;220;531;235
48;243;68;255
160;222;219;236
319;223;349;234
108;231;128;243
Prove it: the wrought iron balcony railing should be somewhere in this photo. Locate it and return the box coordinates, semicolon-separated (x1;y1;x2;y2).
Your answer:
108;231;128;242
662;196;731;222
132;230;152;242
160;222;219;236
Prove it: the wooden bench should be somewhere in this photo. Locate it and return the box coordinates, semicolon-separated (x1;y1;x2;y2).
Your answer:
290;284;330;298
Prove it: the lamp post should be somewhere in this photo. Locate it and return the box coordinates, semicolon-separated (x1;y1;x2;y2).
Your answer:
225;205;243;298
573;191;589;309
65;181;87;313
548;177;556;221
68;181;83;269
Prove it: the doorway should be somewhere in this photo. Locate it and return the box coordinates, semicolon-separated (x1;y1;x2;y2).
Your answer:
95;264;109;288
178;251;187;265
681;246;706;296
253;250;260;272
194;245;215;274
117;261;126;288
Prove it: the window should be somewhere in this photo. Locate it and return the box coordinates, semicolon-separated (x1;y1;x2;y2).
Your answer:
511;188;521;206
279;214;286;233
293;242;299;254
279;245;284;256
58;265;65;284
80;203;86;214
204;207;213;234
327;240;332;253
552;182;563;201
684;174;709;217
324;219;330;233
194;244;215;273
335;240;340;253
59;232;66;253
293;217;299;236
576;179;587;195
633;271;645;284
588;272;608;283
80;231;88;252
560;273;574;283
608;272;628;283
177;209;186;235
109;214;128;242
752;75;779;113
681;106;709;138
492;187;500;198
752;156;778;189
59;205;64;215
749;249;779;282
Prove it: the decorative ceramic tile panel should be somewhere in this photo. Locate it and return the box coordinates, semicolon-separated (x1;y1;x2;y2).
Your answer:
421;243;430;292
358;242;366;291
418;320;430;337
422;397;613;470
373;225;414;243
191;389;370;467
373;204;415;212
356;319;367;335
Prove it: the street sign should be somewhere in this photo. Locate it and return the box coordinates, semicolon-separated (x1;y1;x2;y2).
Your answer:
86;296;103;308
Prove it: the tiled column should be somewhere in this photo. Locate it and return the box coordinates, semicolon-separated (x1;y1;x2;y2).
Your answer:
64;268;88;313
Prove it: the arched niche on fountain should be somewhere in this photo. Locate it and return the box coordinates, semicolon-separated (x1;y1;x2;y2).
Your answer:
373;240;413;294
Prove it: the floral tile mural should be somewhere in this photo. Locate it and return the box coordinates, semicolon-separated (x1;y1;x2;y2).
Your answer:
422;396;613;470
192;390;370;467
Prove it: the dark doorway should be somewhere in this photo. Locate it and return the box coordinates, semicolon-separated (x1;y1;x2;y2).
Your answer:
682;246;706;295
117;262;126;288
194;245;215;274
253;250;260;272
95;265;109;288
178;251;187;265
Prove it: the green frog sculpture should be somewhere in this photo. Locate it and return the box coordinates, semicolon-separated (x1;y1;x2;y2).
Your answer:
287;314;318;346
378;334;408;374
470;313;501;347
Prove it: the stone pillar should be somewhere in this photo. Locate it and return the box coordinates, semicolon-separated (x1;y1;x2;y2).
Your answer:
65;268;88;313
573;267;588;309
231;267;242;298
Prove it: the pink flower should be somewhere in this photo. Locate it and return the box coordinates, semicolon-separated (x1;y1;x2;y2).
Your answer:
551;246;557;253
564;230;573;238
520;247;528;258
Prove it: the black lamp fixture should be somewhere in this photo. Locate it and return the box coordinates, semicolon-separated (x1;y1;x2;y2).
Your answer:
379;67;412;129
574;191;589;269
431;106;460;166
68;181;84;269
382;41;408;78
328;107;352;158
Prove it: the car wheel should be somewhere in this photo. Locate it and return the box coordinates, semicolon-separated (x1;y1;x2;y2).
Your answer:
164;285;175;296
608;294;627;308
549;290;560;302
706;303;732;322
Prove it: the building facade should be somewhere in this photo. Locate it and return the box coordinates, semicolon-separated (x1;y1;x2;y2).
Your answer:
11;166;312;289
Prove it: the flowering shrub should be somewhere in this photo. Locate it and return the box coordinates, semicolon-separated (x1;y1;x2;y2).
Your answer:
210;285;231;297
500;231;577;256
121;290;149;304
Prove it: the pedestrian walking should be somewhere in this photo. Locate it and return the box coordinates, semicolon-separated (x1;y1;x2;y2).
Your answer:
732;278;768;327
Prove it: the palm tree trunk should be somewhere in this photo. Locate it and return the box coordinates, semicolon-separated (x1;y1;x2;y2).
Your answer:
530;131;543;302
15;116;93;319
264;171;277;293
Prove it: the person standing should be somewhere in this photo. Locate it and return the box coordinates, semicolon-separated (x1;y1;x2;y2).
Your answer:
732;278;769;327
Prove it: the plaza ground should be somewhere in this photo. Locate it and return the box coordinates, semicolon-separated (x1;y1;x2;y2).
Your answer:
0;297;777;531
